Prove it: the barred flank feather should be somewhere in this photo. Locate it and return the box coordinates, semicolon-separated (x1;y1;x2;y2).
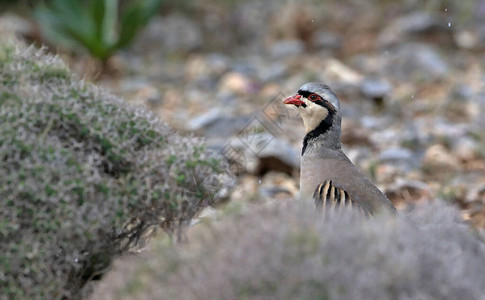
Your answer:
313;180;369;215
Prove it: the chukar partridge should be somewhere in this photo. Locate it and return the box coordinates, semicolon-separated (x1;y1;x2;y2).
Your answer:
284;82;396;214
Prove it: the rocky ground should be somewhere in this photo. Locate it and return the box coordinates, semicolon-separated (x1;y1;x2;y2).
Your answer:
2;0;485;227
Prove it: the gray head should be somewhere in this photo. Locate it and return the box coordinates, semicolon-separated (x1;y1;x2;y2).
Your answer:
299;82;341;110
283;82;342;152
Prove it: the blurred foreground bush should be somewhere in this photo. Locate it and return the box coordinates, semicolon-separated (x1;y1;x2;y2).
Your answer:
93;202;485;300
34;0;162;63
0;42;226;299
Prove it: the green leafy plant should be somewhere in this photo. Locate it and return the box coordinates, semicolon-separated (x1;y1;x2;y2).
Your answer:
34;0;162;62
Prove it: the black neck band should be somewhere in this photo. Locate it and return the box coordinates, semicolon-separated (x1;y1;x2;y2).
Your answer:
301;101;336;155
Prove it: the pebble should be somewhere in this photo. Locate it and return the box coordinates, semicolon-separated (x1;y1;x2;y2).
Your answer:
134;14;203;53
269;40;305;58
0;13;32;39
313;31;342;50
360;78;392;100
259;186;293;199
190;112;251;139
377;12;453;48
423;144;460;175
375;164;403;184
341;120;373;147
255;136;300;175
257;63;288;82
219;72;253;94
188;108;224;131
185;54;229;81
379;148;414;162
386;178;433;205
228;134;299;176
454;30;479;49
454;137;479;161
385;43;449;81
324;59;363;85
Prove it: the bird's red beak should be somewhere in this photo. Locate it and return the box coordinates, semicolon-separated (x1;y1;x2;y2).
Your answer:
283;94;305;106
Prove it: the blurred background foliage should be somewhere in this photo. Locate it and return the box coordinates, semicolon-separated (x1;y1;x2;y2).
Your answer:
0;0;479;53
33;0;162;63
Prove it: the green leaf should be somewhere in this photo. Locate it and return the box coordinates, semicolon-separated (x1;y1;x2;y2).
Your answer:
34;0;143;62
89;0;119;53
116;0;162;49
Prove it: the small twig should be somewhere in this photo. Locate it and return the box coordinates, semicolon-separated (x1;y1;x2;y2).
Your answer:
39;117;55;142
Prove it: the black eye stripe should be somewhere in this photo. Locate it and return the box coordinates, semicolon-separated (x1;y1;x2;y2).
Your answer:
298;90;322;101
296;89;337;116
297;90;312;98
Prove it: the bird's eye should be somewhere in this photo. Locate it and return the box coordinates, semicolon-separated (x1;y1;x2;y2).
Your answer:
309;94;319;101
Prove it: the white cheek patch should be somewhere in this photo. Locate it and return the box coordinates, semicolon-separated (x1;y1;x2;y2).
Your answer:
299;101;329;133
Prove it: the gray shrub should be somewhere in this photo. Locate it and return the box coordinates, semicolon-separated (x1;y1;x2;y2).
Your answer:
93;201;485;300
0;43;225;299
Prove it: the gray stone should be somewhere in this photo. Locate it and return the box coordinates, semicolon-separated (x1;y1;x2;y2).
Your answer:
423;144;460;174
376;147;420;180
269;40;305;58
314;31;342;49
219;72;253;94
206;53;230;76
119;77;151;93
324;59;364;85
360;78;392;99
135;14;203;53
189;109;251;138
454;30;480;49
259;186;292;198
231;58;259;77
385;43;449;80
361;115;393;130
232;0;276;42
228;134;299;175
0;13;33;40
433;120;469;139
257;63;288;82
215;91;238;105
185;54;230;82
379;148;414;162
345;147;373;169
451;84;474;100
188;108;223;131
386;178;433;201
453;137;479;161
256;136;300;174
378;12;453;48
477;24;485;47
